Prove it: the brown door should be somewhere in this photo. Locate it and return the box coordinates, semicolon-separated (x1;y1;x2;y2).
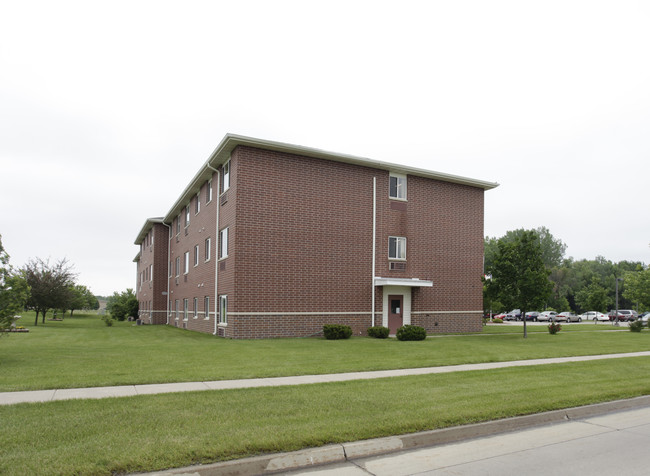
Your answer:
388;295;403;334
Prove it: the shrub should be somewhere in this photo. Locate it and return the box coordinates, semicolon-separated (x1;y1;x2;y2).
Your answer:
323;324;352;340
367;326;390;338
629;320;644;332
492;318;503;324
101;315;114;327
548;322;561;334
396;325;427;341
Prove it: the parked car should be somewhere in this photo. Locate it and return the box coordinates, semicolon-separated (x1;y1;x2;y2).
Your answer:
524;311;540;321
620;310;638;321
639;313;649;324
608;310;638;321
538;311;557;321
580;311;608;322
557;312;581;322
493;312;507;320
503;309;521;321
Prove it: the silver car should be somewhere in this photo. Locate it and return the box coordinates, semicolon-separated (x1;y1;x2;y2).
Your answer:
557;312;581;322
538;311;557;322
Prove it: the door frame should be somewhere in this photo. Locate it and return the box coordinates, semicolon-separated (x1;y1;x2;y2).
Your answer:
381;286;412;333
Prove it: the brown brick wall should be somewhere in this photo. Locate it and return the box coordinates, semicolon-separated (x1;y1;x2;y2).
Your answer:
136;144;486;338
167;174;218;334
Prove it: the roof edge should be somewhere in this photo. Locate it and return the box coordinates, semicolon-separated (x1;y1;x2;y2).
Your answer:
162;133;499;223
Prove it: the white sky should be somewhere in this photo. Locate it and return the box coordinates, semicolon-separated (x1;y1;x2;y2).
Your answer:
1;1;649;296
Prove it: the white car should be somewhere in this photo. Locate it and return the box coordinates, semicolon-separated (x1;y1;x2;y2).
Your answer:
580;311;608;322
538;311;557;322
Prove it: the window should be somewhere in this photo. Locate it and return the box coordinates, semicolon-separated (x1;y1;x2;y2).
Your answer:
204;296;210;320
183;298;189;320
193;297;198;318
184;251;190;274
219;295;228;324
149;264;153;281
389;236;406;260
169;260;172;278
176;215;181;235
185;206;190;227
222;161;230;192
175;300;179;319
195;192;200;214
389;173;407;200
205;237;211;262
194;245;199;267
207;180;213;203
219;227;229;259
175;257;180;277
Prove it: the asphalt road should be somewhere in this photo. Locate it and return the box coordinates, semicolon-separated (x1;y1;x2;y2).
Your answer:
278;405;650;476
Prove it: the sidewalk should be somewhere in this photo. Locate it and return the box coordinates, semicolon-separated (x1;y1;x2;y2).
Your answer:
2;351;650;406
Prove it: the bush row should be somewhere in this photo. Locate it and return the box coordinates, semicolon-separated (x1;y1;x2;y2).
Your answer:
323;324;428;340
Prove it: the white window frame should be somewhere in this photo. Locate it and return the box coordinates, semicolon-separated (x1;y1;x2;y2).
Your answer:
185;206;190;228
222;160;230;192
193;297;198;319
175;256;180;277
194;245;199;267
219;295;228;324
389;236;407;260
207;180;213;203
183;298;189;321
205;237;211;262
204;296;210;320
389;173;407;201
184;251;190;274
219;227;229;259
195;192;200;214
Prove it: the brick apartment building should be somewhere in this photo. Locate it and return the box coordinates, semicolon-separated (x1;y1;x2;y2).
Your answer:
134;134;498;338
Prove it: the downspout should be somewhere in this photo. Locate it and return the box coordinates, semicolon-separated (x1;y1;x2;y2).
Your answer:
207;164;221;335
162;221;172;325
372;177;376;327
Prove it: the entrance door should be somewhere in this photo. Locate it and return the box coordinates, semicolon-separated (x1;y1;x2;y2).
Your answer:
388;295;403;334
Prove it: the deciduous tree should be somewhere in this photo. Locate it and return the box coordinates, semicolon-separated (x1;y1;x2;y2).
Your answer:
0;236;30;334
22;257;76;325
485;230;553;337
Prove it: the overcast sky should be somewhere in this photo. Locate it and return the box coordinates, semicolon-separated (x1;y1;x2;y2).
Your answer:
1;1;649;296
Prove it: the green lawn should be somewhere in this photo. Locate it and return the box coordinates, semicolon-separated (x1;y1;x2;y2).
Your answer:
1;313;647;392
2;357;650;476
2;313;650;475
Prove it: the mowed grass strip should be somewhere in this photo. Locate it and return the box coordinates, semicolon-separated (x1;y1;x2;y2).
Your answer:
2;357;650;476
1;313;648;391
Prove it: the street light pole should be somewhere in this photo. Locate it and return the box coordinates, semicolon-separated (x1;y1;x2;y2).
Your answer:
615;277;623;326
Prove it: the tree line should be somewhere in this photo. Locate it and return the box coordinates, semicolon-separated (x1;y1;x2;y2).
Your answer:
0;235;99;331
484;227;650;315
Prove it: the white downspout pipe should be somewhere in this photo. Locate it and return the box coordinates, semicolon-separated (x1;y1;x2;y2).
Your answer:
372;176;376;327
207;165;221;335
162;221;172;325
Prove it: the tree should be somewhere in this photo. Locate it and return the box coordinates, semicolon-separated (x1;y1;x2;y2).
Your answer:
22;257;76;325
484;226;566;272
485;230;553;338
106;289;138;321
66;284;98;317
575;276;610;313
622;268;650;311
0;236;30;334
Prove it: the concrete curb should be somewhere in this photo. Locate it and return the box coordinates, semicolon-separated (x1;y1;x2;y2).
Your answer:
140;395;650;475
